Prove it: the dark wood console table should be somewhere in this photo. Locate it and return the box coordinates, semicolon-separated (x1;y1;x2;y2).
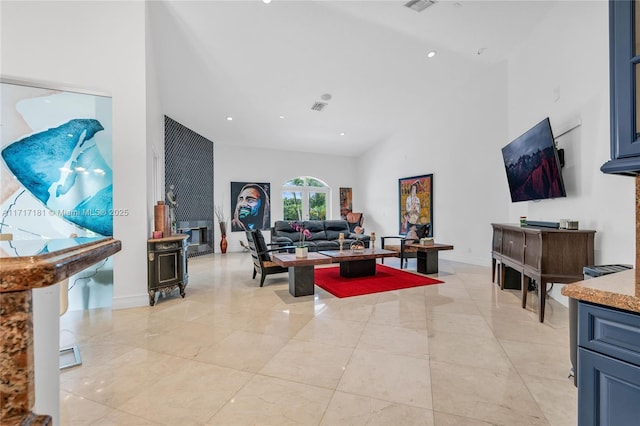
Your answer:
491;223;595;323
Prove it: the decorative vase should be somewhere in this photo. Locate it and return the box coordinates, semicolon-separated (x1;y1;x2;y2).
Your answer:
295;246;308;258
154;201;170;237
220;234;228;254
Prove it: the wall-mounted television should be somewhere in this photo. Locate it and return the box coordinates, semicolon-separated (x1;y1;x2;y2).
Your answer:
501;117;566;202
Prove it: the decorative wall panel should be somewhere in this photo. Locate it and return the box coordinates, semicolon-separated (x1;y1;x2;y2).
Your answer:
164;116;214;256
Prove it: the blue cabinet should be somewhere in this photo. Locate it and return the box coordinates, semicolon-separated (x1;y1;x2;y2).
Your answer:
601;0;640;175
577;301;640;425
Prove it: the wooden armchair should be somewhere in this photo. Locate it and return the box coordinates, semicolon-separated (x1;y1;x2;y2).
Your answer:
245;229;294;287
381;223;430;269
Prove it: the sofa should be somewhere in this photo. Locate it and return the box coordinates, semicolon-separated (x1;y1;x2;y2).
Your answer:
271;220;370;251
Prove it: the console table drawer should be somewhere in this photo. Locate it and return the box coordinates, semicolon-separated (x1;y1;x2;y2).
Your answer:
579;302;640;367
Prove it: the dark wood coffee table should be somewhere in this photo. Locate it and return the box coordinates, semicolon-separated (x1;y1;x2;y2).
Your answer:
317;248;398;278
271;252;333;297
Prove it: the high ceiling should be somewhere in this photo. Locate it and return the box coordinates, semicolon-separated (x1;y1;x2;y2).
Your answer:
149;0;556;156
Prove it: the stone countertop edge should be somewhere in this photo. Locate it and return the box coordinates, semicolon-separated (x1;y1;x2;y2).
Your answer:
0;237;122;292
561;268;640;314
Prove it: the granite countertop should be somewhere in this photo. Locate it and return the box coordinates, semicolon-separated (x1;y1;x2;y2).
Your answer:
0;237;121;292
561;269;640;314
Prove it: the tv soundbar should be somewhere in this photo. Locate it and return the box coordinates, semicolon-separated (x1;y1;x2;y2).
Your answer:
524;220;560;228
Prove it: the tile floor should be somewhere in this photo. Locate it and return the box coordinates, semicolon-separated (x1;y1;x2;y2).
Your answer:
59;253;577;425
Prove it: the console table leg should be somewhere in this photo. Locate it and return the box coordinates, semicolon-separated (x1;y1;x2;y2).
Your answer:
538;281;547;323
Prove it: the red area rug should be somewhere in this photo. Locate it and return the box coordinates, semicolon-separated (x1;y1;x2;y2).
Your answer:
314;264;443;298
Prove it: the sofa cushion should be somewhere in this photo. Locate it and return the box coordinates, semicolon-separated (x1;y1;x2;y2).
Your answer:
323;220;351;240
303;220;327;241
273;220;300;241
315;240;340;250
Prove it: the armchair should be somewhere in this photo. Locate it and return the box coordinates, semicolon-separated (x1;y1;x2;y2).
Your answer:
345;212;364;234
245;229;294;287
381;223;430;269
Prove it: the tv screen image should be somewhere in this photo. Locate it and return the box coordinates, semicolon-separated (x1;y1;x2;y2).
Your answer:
501;117;566;202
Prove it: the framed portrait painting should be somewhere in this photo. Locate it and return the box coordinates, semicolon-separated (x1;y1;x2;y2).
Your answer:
230;182;271;232
398;174;433;236
339;187;352;219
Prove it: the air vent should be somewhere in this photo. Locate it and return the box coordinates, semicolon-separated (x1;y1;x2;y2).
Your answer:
311;102;327;112
404;0;437;12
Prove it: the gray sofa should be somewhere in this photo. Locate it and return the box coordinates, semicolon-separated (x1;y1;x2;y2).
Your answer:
271;220;370;251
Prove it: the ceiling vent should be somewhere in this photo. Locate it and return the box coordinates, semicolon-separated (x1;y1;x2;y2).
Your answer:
311;102;327;112
404;0;437;12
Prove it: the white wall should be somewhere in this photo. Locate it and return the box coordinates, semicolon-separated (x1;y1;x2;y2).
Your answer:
357;63;510;266
507;1;635;303
146;3;166;223
1;1;150;309
214;143;359;252
359;1;635;271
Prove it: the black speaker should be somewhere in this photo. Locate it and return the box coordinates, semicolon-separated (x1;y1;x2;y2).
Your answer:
503;266;521;290
557;148;565;168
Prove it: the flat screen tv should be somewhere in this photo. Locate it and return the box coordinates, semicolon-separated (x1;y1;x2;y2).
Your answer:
501;117;566;202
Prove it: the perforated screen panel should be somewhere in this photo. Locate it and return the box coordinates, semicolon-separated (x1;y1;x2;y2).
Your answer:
164;116;214;257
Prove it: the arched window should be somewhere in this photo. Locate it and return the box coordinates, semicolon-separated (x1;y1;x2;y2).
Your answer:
282;176;330;221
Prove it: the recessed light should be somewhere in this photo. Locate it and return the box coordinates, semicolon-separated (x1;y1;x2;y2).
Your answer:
262;0;272;4
279;115;285;119
339;132;345;136
226;116;233;121
426;50;437;58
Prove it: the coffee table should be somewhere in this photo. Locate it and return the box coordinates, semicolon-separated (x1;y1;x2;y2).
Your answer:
271;252;333;297
318;248;398;278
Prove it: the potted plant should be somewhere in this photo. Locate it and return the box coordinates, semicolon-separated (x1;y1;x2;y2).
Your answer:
215;205;228;253
290;221;311;258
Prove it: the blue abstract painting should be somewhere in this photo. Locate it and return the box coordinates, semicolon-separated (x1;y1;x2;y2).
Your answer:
2;119;113;235
0;82;113;239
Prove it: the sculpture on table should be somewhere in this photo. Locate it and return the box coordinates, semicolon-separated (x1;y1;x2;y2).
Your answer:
166;184;177;235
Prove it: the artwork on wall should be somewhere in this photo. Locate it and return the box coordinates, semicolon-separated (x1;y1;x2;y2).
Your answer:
0;80;113;239
230;182;271;232
398;174;433;236
339;187;352;219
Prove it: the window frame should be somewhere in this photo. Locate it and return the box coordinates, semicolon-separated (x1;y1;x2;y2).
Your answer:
282;176;330;221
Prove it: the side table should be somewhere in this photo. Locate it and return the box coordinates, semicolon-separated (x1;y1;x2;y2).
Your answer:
271;252;333;297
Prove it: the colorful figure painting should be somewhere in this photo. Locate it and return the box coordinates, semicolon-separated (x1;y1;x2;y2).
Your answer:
398;174;433;236
0;81;113;238
230;182;271;232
